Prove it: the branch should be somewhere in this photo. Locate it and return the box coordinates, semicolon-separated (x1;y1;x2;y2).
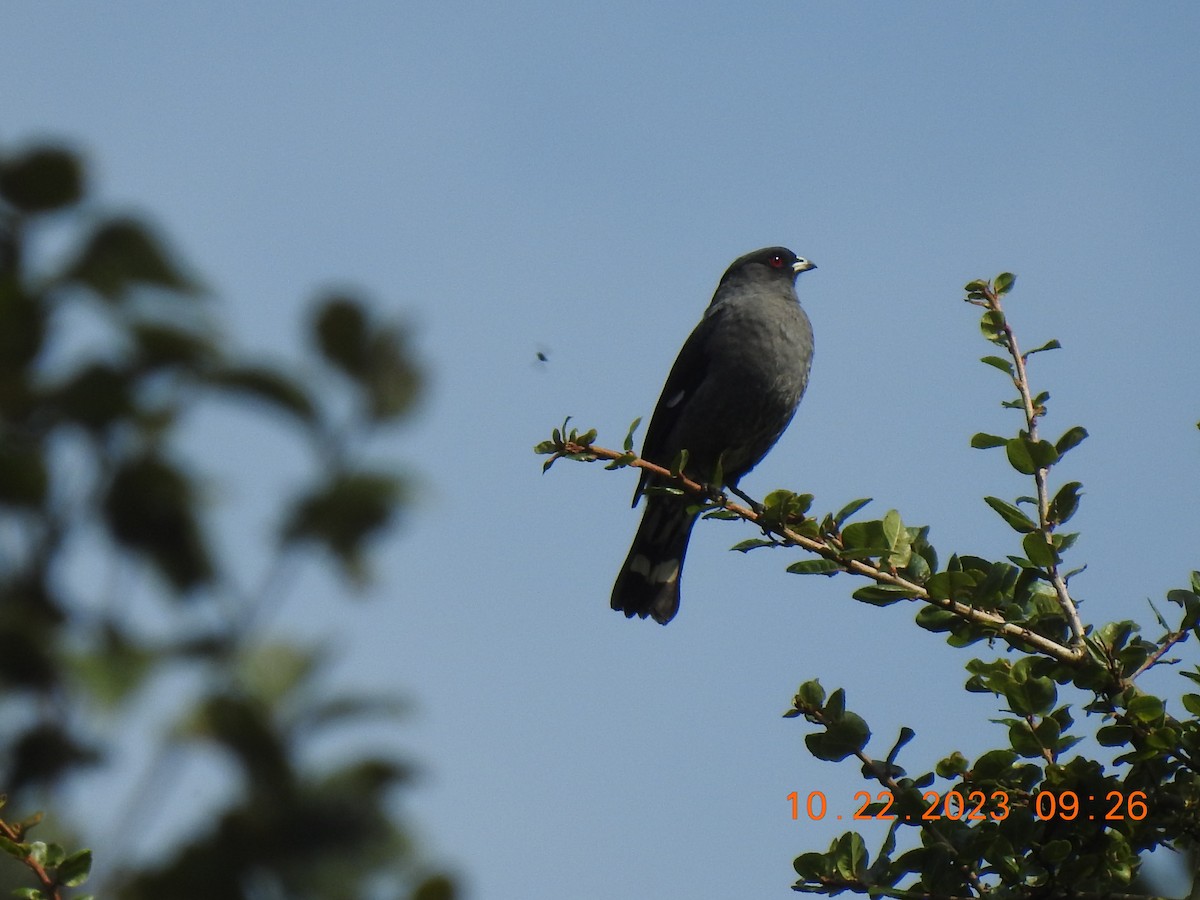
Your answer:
1129;627;1189;682
0;813;64;900
555;441;1085;665
977;284;1086;650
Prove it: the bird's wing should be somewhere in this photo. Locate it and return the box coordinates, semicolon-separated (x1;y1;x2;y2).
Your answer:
632;307;722;505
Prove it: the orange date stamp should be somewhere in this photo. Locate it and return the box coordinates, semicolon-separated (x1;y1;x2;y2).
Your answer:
788;789;1148;823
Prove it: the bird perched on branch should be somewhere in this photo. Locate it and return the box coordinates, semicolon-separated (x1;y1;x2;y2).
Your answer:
611;246;816;624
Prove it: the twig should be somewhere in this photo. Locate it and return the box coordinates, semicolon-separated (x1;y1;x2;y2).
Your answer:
0;815;63;900
983;288;1086;650
559;442;1086;665
1129;627;1188;682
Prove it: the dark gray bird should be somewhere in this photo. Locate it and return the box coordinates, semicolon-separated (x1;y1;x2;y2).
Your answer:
611;247;816;624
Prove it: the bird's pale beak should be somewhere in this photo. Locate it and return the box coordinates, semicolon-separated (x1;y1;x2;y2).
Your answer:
793;258;816;273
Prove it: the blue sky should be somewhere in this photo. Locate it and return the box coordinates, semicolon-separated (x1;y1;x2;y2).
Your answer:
4;2;1200;897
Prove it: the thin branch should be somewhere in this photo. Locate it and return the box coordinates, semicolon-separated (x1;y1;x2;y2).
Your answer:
1129;627;1189;682
557;442;1085;665
985;289;1086;650
0;815;63;900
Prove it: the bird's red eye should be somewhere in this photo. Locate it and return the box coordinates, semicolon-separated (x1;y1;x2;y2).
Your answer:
767;253;786;268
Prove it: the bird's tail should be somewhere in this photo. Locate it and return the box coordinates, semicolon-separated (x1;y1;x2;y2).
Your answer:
611;496;698;625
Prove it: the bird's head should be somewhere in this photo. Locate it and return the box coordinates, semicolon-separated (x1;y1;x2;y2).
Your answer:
719;246;816;287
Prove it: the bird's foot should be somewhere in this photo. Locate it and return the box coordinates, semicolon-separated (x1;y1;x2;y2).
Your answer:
727;484;763;514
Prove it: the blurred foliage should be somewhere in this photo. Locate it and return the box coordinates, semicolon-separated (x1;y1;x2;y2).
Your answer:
541;275;1200;898
0;141;453;898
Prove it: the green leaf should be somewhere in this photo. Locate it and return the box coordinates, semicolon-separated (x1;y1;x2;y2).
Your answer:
824;688;846;721
1170;589;1200;630
623;417;642;453
794;680;826;711
979;355;1014;376
841;519;886;554
832;497;872;527
787;558;840;575
983;496;1037;533
759;490;813;530
881;509;911;567
1048;481;1083;526
0;145;84;212
972;749;1018;779
994;272;1015;295
603;451;636;469
1005;437;1059;475
1007;721;1044;757
57;848;92;887
833;832;868;880
936;751;969;778
805;712;870;762
0;835;27;859
925;570;978;602
851;585;914;606
1055;425;1089;456
731;537;777;552
1025;338;1061;357
1021;532;1058;569
669;448;689;477
887;727;915;761
970;432;1008;449
915;606;959;633
1095;724;1133;747
1006;672;1057;717
980;309;1007;343
1126;694;1164;725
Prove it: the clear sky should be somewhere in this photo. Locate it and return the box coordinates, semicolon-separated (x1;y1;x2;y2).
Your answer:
3;3;1200;897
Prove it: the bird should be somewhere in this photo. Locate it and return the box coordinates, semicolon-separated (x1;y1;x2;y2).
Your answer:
611;246;816;624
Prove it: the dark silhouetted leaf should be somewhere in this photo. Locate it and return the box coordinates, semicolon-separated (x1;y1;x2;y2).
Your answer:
132;321;217;370
283;471;406;582
0;146;83;213
314;296;369;378
0;441;47;508
208;365;316;423
103;453;213;592
66;218;197;300
55;363;133;431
